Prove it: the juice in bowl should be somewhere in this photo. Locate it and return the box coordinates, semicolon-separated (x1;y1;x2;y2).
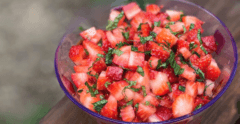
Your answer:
55;0;238;123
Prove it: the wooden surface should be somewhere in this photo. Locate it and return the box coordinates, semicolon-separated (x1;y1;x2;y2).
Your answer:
41;0;240;124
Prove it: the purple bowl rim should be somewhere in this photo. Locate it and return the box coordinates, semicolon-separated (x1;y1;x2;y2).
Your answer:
54;0;238;123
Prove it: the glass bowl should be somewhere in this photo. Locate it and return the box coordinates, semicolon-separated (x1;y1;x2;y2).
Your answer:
54;0;238;123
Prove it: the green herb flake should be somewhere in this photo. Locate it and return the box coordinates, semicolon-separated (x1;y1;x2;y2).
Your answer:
145;101;150;106
77;89;83;93
154;21;161;27
79;26;84;31
85;82;98;97
189;42;198;50
131;46;138;51
116;42;128;48
167;82;172;92
137;66;144;76
189;61;205;81
84;49;89;55
197;29;203;44
144;51;151;55
166;16;171;20
97;54;104;58
97;40;102;47
200;45;208;54
130;88;141;92
149;60;153;68
189;23;195;31
156;96;162;99
106;11;124;30
139;35;153;44
168;51;184;75
192;51;201;58
195;104;202;110
179;54;187;64
122;31;130;40
137;23;143;31
178;85;186;92
93;99;108;112
105;48;114;64
179;14;184;22
87;71;99;79
124;78;137;87
104;81;111;88
150;32;157;38
113;49;124;56
142;86;147;97
135;103;139;112
126;100;133;106
100;95;105;100
183;25;187;33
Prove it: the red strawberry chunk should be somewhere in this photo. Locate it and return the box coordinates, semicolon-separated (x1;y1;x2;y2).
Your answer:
141;23;151;37
185;81;198;98
107;81;129;101
106;66;123;81
113;27;125;43
120;106;135;122
152;27;162;35
172;93;194;118
148;56;159;70
194;96;210;109
137;103;156;122
92;58;107;73
156;106;173;121
180;64;196;81
158;96;173;108
189;54;212;71
74;65;89;73
205;58;221;81
205;79;215;97
123;88;135;101
133;92;144;105
169;22;185;32
149;41;170;62
197;82;205;95
177;40;189;49
106;31;118;48
130;12;145;30
123;2;142;20
127;26;136;41
79;27;97;40
162;67;178;83
97;71;111;90
141;93;159;106
179;47;192;59
186;29;198;42
202;36;217;54
166;10;183;21
91;30;103;44
182;16;204;31
133;117;141;122
148;114;163;122
83;40;105;60
71;73;88;88
101;31;112;52
109;10;125;26
168;83;184;101
156;28;178;47
146;4;160;15
152;12;169;24
69;45;87;65
191;45;206;57
79;90;100;112
128;51;145;70
112;46;131;68
62;75;75;95
100;95;118;119
124;71;135;80
150;72;170;96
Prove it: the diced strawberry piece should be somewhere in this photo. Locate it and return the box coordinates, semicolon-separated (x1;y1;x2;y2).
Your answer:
123;2;142;20
177;40;189;49
123;88;135;101
182;16;204;31
109;10;125;26
79;27;97;40
79;90;100;112
128;51;145;70
186;29;198;42
141;23;151;37
106;31;118;48
202;36;217;54
137;103;156;122
127;26;136;41
146;4;160;15
130;12;145;29
148;114;163;122
69;45;87;65
133;117;141;122
189;54;212;71
191;45;206;57
78;59;92;66
74;65;89;73
205;59;221;81
180;64;196;81
124;71;135;80
148;56;159;70
141;93;159;106
172;93;194;118
91;30;103;44
71;73;88;88
101;31;112;52
149;41;171;62
166;10;183;21
194;96;210;109
97;71;111;90
169;22;185;32
62;75;75;95
197;82;205;95
92;58;107;73
113;28;125;43
158;96;173;108
120;106;135;122
156;106;173;121
133;92;144;105
112;46;131;68
169;83;184;101
179;47;192;59
107;81;129;100
150;72;170;96
162;67;178;83
100;95;118;119
185;81;198;98
152;27;162;35
152;12;169;24
205;80;215;97
156;28;178;47
106;66;123;81
83;40;105;60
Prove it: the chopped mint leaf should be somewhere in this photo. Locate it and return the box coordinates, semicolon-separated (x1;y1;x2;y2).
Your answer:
137;66;144;76
195;104;202;110
77;89;83;93
126;100;133;106
124;78;137;87
104;81;111;88
154;21;161;27
192;51;201;58
183;25;187;33
167;82;172;92
85;82;98;97
156;96;162;99
84;49;89;55
139;35;153;44
116;42;128;48
150;32;157;38
197;29;203;44
137;23;143;31
105;48;113;64
142;86;147;97
100;95;105;100
130;88;141;92
149;60;153;68
189;23;195;31
97;40;102;47
189;61;205;81
87;71;99;79
135;103;139;112
145;101;150;106
93;99;108;112
168;51;184;75
166;16;171;20
179;14;184;22
97;54;104;58
131;46;138;51
178;85;185;92
106;11;124;30
189;42;198;50
122;31;130;40
179;54;187;64
200;45;208;54
113;49;124;56
144;51;151;55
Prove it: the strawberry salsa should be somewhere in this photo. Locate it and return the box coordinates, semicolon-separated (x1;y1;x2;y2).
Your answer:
68;2;221;122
